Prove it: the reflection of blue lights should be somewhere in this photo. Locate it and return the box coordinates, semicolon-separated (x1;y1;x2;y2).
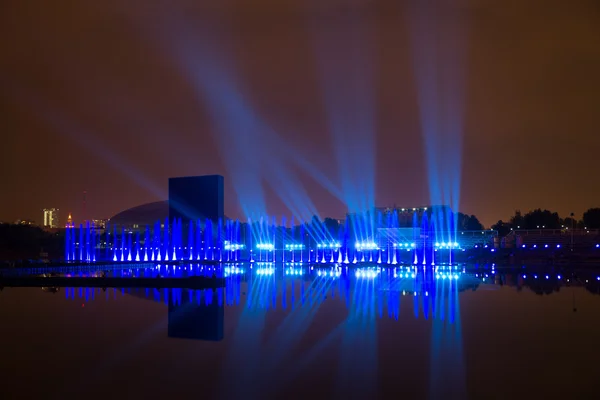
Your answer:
317;242;340;249
435;273;460;280
285;268;304;276
316;268;342;277
224;266;244;276
355;268;380;278
355;241;378;250
256;243;274;250
285;243;305;250
256;267;275;276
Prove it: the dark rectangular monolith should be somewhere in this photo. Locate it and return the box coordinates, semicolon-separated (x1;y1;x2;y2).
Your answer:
168;175;224;222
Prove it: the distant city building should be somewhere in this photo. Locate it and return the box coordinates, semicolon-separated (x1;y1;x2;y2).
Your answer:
43;208;59;228
91;219;108;229
15;219;36;226
65;213;74;228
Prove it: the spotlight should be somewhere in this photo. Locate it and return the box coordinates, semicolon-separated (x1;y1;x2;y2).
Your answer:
355;241;378;250
318;242;341;249
285;243;304;250
256;243;274;250
224;241;245;251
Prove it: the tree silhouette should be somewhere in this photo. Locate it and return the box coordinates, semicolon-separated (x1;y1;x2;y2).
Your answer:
583;208;600;229
457;213;484;231
521;209;561;229
491;220;511;237
510;210;525;229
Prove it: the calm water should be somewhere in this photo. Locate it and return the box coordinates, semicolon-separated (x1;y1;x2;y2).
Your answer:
1;263;600;399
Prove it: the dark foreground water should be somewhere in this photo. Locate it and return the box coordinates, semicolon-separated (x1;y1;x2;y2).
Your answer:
1;263;600;399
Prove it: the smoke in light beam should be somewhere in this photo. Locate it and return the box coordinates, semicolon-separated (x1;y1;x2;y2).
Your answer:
406;2;469;234
152;12;269;218
149;7;344;222
308;3;377;215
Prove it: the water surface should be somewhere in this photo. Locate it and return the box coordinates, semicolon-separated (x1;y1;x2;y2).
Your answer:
1;264;599;399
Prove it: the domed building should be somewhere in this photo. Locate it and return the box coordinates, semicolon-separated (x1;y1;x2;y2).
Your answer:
109;201;169;230
108;200;230;231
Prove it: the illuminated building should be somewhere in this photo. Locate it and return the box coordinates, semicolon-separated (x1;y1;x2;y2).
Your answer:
65;213;73;228
91;219;108;229
15;219;36;226
43;208;59;228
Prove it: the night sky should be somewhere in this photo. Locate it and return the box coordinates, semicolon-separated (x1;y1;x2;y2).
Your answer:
1;0;599;226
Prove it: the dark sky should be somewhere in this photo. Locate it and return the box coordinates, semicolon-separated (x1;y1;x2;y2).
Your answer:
1;0;599;226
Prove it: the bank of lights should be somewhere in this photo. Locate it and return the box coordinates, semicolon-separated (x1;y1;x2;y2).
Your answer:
393;243;416;248
435;242;460;248
435;273;460;280
256;243;274;250
521;244;566;249
224;241;245;251
285;243;304;250
355;241;379;250
317;242;341;249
